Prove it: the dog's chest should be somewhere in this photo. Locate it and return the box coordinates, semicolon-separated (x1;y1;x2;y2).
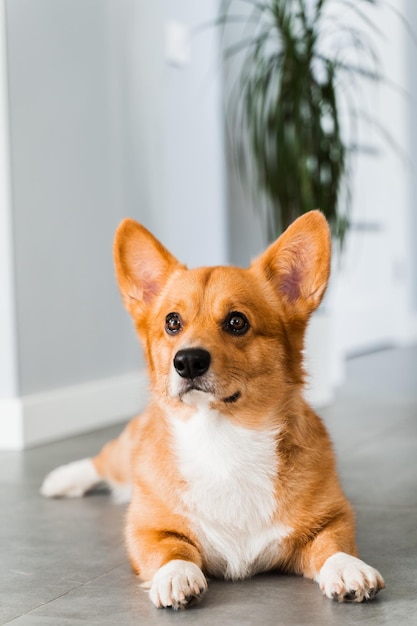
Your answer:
170;406;291;579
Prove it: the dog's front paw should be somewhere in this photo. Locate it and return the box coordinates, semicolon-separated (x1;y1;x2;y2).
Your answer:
318;552;385;602
40;459;99;498
149;560;207;609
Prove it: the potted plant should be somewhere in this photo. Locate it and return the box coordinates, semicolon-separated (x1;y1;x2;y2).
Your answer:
219;0;392;246
219;0;386;403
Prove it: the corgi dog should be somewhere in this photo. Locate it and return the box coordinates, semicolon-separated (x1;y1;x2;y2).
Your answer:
41;211;384;609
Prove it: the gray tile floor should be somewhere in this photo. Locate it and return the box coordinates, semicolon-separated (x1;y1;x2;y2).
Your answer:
1;347;416;625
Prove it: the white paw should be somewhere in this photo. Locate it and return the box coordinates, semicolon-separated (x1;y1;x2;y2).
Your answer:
40;458;99;498
318;552;385;602
149;560;207;609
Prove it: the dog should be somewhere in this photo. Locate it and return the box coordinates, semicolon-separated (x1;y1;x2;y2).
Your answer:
41;210;384;609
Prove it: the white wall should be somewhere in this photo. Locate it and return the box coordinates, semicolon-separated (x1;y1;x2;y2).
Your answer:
330;0;417;354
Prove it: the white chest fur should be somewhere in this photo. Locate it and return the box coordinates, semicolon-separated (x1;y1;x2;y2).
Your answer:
170;405;292;580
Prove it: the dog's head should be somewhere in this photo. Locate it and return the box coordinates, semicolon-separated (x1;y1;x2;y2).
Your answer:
114;211;330;426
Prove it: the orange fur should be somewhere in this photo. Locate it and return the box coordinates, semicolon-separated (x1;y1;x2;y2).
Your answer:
48;211;384;607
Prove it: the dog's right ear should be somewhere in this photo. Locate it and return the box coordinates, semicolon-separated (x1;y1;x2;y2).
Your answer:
114;219;182;318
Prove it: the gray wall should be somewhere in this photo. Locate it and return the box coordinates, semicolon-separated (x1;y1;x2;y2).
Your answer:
4;0;227;397
162;0;228;268
0;0;17;398
5;0;152;395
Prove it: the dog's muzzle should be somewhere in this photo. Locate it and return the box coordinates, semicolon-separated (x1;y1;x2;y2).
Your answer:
173;348;241;405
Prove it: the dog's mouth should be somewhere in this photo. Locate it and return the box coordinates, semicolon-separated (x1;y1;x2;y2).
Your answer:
178;381;214;399
178;382;241;405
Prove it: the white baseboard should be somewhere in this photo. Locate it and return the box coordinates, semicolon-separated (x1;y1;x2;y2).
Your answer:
0;369;148;450
0;398;23;448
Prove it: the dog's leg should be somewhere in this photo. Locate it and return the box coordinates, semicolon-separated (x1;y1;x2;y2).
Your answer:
40;457;101;498
40;420;135;499
298;516;385;602
127;523;207;609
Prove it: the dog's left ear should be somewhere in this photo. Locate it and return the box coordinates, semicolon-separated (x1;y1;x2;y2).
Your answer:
253;210;331;322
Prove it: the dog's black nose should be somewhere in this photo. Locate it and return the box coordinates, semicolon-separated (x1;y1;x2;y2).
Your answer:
174;348;211;379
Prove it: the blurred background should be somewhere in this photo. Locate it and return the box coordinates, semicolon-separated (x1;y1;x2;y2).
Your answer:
1;0;416;449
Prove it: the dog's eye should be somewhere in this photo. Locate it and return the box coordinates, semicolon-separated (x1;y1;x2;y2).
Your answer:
165;312;183;335
224;311;249;335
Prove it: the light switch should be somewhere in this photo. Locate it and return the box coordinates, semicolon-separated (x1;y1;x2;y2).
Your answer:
165;20;190;67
